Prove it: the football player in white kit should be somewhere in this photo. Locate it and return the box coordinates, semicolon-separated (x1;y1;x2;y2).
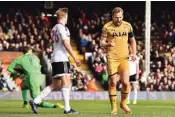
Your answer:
30;8;81;114
127;45;139;105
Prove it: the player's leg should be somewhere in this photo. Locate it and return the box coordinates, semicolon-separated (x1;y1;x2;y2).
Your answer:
33;78;64;108
108;74;119;114
28;74;62;114
119;59;132;114
49;61;79;114
107;59;119;114
34;62;62;103
127;75;137;105
60;75;71;112
61;76;79;114
33;62;66;109
33;62;59;104
22;88;28;108
21;79;29;108
132;81;138;104
127;75;133;105
37;78;64;108
126;83;132;105
24;76;38;114
33;82;54;104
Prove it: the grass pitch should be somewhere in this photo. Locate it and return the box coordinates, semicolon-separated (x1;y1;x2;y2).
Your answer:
0;100;174;117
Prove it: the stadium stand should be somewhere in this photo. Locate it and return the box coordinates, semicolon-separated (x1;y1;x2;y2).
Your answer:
0;2;175;91
72;4;175;91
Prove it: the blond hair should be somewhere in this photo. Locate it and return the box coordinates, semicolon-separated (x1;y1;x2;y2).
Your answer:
112;7;123;16
56;8;68;20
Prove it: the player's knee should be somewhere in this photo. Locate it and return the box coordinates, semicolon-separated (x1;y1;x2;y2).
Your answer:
121;85;131;93
122;81;130;88
62;82;71;88
49;84;54;90
133;86;137;92
51;82;58;89
109;81;116;87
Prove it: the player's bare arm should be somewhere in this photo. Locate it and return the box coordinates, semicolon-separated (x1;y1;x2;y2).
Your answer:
62;39;81;66
129;37;136;56
129;37;137;61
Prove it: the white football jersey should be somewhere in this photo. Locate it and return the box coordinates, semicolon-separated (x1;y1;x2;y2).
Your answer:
51;24;70;62
129;56;139;76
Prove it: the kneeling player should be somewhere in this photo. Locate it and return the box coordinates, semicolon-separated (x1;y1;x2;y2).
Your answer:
8;46;64;113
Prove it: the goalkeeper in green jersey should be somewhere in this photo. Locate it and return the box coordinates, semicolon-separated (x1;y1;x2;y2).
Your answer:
7;46;64;112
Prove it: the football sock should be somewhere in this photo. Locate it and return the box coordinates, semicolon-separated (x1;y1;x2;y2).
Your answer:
133;90;137;101
34;85;52;104
121;86;130;105
109;83;117;111
127;92;130;101
39;102;55;108
61;87;71;111
22;89;28;104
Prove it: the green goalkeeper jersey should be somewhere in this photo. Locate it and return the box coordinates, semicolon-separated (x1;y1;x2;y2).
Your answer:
8;53;41;76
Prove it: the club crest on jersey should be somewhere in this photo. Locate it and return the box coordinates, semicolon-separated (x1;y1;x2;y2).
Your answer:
112;32;127;37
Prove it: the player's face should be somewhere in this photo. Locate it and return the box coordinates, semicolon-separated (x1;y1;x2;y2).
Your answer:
112;12;123;26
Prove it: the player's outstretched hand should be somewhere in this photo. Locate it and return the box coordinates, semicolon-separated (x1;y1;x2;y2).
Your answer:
75;59;81;67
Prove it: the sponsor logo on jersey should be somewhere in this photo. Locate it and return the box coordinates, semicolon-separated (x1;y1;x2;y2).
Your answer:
112;31;127;37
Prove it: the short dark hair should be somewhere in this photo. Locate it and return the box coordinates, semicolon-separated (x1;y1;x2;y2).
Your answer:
112;7;123;16
22;46;32;54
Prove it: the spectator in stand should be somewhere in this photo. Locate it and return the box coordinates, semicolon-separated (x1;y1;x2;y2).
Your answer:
1;6;175;92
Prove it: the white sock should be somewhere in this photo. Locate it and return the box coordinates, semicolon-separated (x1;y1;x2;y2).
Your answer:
68;83;72;90
62;87;71;111
133;90;137;101
128;92;130;101
34;86;52;104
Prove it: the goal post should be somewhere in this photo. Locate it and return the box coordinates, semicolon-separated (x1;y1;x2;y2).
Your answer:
144;1;151;80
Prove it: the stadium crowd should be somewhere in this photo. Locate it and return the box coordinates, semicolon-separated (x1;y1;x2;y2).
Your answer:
0;9;97;92
0;65;11;91
72;7;175;91
0;9;52;52
0;4;175;91
71;65;98;92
